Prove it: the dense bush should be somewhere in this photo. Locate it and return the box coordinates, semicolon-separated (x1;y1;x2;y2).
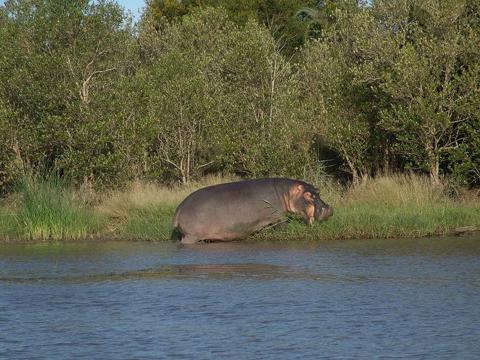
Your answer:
301;0;480;185
138;8;313;182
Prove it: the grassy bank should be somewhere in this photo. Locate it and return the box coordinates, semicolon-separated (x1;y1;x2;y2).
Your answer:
254;176;480;241
0;175;479;243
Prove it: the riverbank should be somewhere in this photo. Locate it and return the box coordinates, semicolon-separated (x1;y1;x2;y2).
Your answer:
1;175;479;243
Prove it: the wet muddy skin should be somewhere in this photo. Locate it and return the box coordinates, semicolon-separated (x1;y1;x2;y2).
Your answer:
1;236;480;359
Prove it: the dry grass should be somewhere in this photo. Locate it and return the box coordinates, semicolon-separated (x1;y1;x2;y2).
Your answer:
96;174;240;239
97;174;240;220
341;174;446;207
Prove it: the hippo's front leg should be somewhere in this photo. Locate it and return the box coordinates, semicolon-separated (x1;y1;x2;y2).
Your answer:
181;234;199;245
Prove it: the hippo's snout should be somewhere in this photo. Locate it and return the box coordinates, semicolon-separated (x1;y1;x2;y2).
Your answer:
325;206;333;218
316;205;333;221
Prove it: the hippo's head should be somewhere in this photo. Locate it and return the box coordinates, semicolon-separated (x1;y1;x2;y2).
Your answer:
311;192;333;223
290;183;333;225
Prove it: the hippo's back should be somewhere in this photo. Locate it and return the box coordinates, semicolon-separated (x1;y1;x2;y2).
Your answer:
173;178;292;240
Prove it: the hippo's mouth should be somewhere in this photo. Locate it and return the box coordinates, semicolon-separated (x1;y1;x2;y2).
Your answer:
316;206;333;221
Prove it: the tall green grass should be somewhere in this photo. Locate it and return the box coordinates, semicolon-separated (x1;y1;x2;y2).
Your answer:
255;175;480;241
122;205;177;240
0;211;18;239
0;177;104;241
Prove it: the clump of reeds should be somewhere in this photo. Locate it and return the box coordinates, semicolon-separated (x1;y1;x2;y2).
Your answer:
1;176;104;241
0;211;18;239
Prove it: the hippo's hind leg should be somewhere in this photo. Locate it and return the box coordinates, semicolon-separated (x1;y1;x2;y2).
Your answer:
181;234;200;245
171;227;182;241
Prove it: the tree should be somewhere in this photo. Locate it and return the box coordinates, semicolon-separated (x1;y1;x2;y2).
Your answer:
144;0;317;56
379;0;478;184
0;0;137;187
138;51;221;184
296;0;366;37
301;0;480;186
138;7;312;183
300;4;397;184
0;98;18;194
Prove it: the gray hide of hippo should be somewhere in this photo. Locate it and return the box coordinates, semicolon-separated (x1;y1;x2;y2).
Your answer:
172;178;333;244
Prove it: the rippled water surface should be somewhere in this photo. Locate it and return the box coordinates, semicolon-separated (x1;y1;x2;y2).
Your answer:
1;236;480;359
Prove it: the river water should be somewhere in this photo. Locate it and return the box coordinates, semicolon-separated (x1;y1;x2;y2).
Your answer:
1;236;480;359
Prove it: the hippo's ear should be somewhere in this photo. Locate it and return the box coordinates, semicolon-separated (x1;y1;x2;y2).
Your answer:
303;191;313;202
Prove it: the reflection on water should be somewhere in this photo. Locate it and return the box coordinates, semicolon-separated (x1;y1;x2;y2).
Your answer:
0;264;301;283
1;236;480;359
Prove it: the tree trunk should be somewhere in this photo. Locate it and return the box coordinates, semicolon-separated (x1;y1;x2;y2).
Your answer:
430;158;440;185
383;145;391;176
427;144;440;186
344;154;360;186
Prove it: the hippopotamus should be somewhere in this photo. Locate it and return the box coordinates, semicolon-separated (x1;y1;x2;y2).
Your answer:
172;178;333;244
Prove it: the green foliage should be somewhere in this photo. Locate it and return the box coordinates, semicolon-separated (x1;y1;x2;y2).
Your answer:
0;0;479;191
378;0;480;184
297;0;364;38
0;0;137;188
0;98;18;194
145;0;317;55
0;211;18;239
301;0;480;185
301;8;389;183
3;176;105;240
138;7;314;182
